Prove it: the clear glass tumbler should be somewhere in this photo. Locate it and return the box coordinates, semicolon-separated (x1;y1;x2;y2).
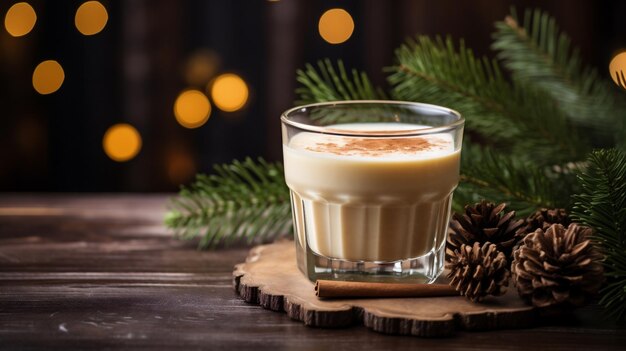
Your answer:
281;101;464;283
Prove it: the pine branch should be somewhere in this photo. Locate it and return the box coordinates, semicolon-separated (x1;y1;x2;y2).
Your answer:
164;158;292;249
572;149;626;320
388;35;590;165
454;144;575;217
492;8;626;145
389;36;515;139
295;59;387;105
295;59;399;125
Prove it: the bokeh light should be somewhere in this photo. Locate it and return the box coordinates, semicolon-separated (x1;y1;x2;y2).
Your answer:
609;52;626;88
174;90;211;128
32;60;65;95
210;73;249;112
4;2;36;37
75;1;108;36
318;8;354;44
184;49;220;86
103;123;142;162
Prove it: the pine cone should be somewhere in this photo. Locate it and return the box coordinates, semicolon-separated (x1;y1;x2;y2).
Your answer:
447;201;525;261
522;208;571;235
512;223;604;308
446;241;510;302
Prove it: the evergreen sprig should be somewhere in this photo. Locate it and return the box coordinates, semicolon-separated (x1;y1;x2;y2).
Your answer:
388;35;589;165
454;145;574;217
295;59;386;105
389;36;517;141
572;149;626;320
165;158;291;249
492;8;626;144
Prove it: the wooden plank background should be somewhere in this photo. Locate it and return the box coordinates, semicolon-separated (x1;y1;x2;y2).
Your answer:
0;195;624;350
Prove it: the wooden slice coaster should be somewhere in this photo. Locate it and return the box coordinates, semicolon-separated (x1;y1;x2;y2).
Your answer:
233;240;539;337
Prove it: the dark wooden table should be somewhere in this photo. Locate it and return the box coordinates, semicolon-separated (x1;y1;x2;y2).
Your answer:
1;195;625;350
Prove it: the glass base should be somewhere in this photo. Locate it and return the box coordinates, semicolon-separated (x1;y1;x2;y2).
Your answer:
295;234;446;283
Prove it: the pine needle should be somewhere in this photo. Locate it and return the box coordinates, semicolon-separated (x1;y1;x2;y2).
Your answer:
572;149;626;320
492;8;626;146
295;59;387;105
388;35;590;165
454;144;575;217
164;158;292;249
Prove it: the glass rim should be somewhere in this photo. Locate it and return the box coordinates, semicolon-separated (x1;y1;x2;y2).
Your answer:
281;100;464;137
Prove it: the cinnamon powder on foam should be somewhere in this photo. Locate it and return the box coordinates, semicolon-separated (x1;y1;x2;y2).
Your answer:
305;137;447;157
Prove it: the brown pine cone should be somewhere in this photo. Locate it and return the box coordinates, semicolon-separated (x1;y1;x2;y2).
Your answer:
512;223;604;308
446;241;510;302
522;208;571;235
447;201;525;261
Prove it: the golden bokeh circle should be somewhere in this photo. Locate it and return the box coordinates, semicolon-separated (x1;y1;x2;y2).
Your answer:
318;8;354;44
209;73;249;112
609;52;626;88
75;1;108;36
103;123;142;162
174;90;212;128
32;60;65;95
4;2;37;37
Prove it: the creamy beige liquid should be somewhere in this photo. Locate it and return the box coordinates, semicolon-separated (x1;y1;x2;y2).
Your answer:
284;123;460;262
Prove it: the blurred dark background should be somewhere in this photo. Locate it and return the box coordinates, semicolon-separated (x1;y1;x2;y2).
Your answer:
1;0;624;192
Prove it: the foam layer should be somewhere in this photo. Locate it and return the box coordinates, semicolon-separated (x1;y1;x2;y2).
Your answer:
288;123;454;160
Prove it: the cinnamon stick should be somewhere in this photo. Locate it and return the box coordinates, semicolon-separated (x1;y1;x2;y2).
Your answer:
315;280;459;299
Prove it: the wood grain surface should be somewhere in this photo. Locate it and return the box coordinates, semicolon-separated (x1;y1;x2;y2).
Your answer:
233;241;538;337
0;195;625;350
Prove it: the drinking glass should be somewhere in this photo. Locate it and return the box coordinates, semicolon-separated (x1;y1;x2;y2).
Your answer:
281;101;464;283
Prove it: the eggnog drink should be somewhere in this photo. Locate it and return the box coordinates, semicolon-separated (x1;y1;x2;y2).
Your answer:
284;123;460;262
